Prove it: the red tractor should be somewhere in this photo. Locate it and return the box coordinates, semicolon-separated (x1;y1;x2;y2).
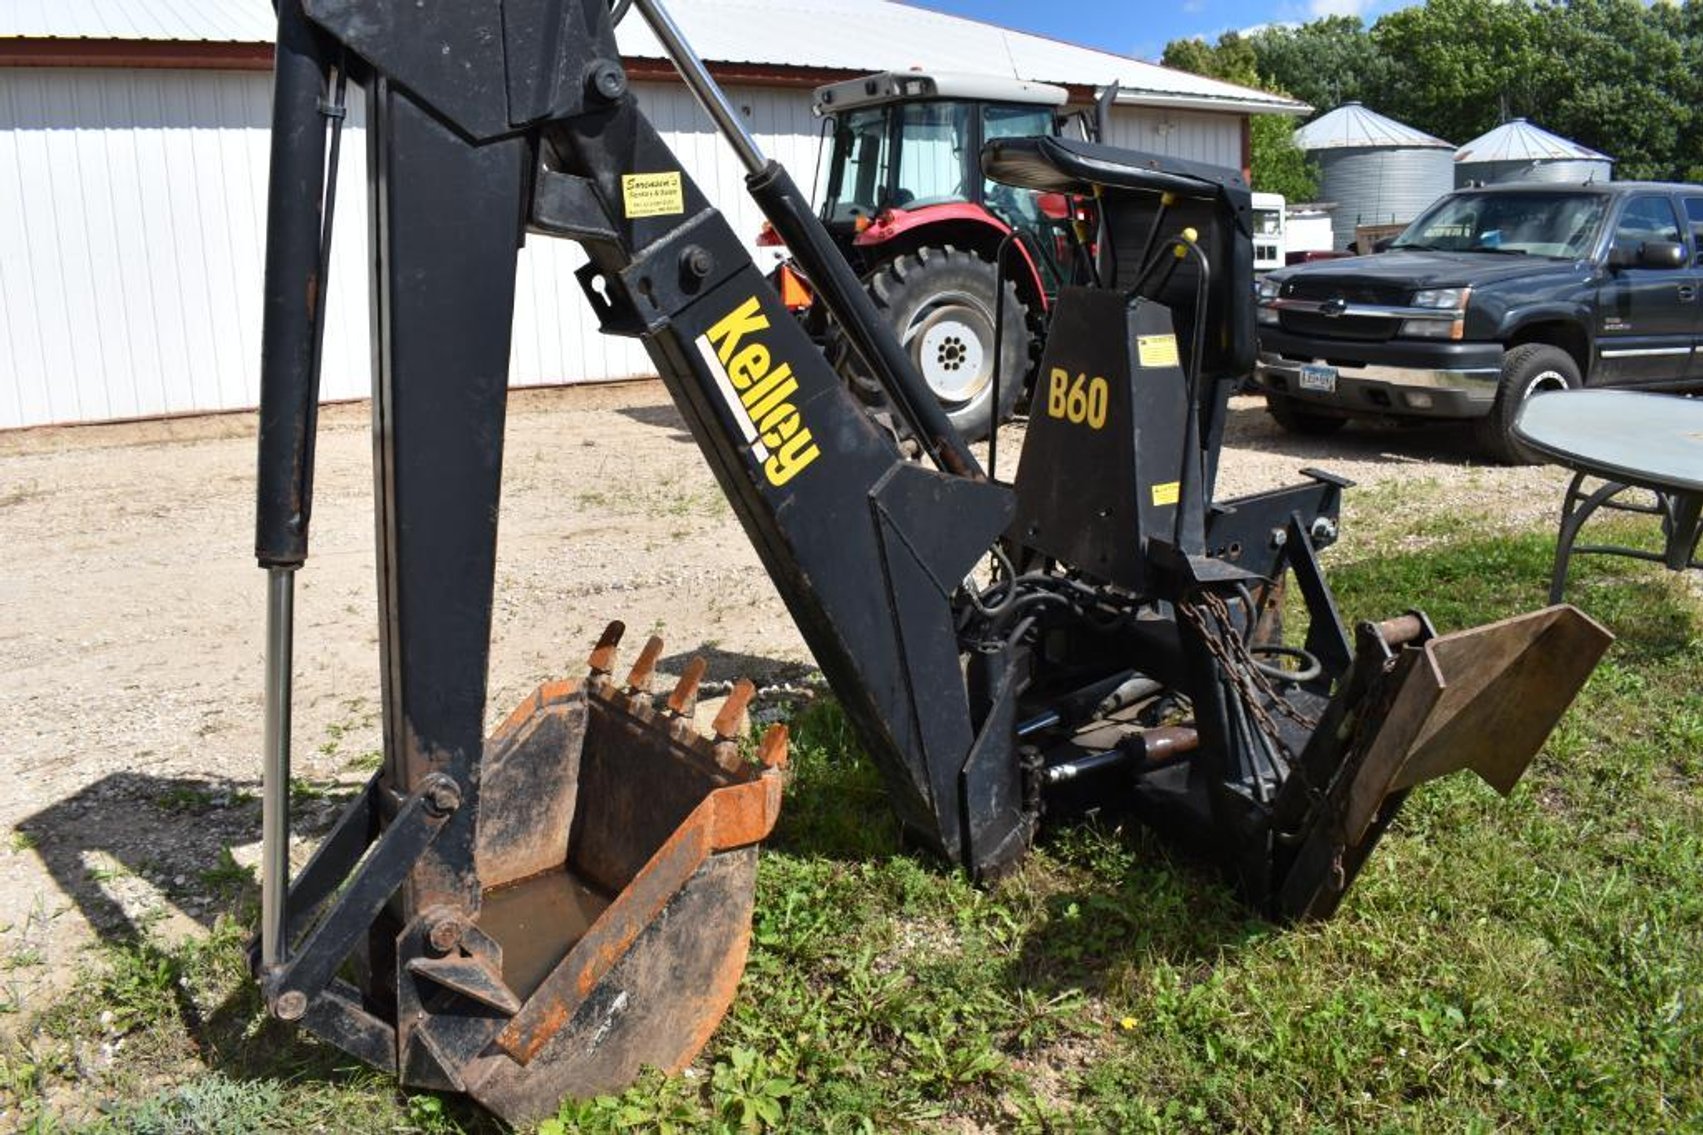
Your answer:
768;71;1090;441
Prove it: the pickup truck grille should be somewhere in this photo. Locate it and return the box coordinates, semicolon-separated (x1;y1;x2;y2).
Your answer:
1279;311;1396;342
1283;279;1410;305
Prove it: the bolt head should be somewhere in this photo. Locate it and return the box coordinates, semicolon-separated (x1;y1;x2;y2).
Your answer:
590;61;627;100
423;779;462;816
427;916;464;954
275;989;308;1021
680;245;714;281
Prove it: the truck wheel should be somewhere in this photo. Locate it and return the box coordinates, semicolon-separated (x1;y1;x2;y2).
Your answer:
1472;344;1580;464
838;247;1030;444
1265;393;1347;436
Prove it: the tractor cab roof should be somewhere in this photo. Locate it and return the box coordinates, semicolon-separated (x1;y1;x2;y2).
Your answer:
813;71;1069;117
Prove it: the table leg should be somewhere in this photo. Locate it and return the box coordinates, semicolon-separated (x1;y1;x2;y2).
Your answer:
1549;474;1630;604
1661;492;1703;572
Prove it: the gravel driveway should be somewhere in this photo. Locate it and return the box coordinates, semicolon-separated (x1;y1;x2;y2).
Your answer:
0;383;1576;1017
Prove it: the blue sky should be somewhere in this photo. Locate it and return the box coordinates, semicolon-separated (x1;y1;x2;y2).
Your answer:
911;0;1408;65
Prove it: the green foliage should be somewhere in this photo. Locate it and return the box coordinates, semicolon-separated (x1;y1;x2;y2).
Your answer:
1248;116;1317;201
1164;0;1703;183
8;511;1702;1132
1162;33;1318;199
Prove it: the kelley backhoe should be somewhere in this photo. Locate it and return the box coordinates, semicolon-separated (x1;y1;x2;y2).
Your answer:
251;0;1610;1122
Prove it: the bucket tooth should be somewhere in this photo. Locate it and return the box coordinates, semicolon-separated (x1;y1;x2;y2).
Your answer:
712;679;757;741
710;679;758;770
587;620;625;679
624;635;666;702
667;656;708;716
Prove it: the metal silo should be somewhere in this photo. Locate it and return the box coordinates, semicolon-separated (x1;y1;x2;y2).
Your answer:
1295;103;1454;250
1454;119;1613;187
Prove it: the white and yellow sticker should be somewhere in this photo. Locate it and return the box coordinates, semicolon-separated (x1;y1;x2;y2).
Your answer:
621;172;685;218
1136;333;1180;369
1150;480;1180;506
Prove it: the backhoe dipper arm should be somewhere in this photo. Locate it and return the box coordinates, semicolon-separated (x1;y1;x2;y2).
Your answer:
255;0;1029;946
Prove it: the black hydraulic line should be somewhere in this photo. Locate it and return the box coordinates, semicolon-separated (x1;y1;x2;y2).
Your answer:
255;0;334;569
989;228;1028;484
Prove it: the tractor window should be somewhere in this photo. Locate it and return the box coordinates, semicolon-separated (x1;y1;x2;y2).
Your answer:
894;102;971;208
980;104;1055;229
982;104;1064;286
823;107;891;224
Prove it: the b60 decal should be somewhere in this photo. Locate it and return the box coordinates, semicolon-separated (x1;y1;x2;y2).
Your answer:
1045;367;1109;430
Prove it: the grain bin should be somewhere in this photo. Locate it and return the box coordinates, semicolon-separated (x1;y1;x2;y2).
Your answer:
1454;119;1613;187
1294;103;1454;250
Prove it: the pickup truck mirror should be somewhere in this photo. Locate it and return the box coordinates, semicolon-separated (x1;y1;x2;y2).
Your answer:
1612;239;1687;269
1639;240;1687;269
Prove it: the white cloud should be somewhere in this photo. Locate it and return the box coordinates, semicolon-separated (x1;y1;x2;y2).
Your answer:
1309;0;1371;15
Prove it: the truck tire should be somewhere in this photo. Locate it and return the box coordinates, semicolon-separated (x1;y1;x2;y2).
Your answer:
1472;344;1581;464
834;246;1030;444
1265;393;1348;436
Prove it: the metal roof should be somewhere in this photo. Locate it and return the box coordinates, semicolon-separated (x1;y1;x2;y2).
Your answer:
1455;118;1612;165
2;0;1307;115
2;0;273;42
1294;102;1452;151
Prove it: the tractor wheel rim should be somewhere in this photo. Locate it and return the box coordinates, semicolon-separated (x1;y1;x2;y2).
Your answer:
900;291;995;406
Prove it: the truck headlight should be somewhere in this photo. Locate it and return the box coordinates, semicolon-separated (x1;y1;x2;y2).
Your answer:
1256;276;1281;324
1411;286;1469;309
1403;286;1468;339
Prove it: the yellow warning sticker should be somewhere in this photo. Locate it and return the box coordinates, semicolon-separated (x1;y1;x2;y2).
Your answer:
1151;480;1180;506
1136;333;1180;369
621;172;685;218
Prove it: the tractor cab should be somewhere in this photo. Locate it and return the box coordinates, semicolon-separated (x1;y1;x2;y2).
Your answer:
811;71;1074;291
776;72;1083;440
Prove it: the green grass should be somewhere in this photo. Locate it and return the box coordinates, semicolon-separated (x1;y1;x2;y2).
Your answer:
3;510;1697;1132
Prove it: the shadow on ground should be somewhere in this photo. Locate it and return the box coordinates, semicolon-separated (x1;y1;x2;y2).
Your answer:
1221;399;1490;467
9;773;505;1129
616;402;694;443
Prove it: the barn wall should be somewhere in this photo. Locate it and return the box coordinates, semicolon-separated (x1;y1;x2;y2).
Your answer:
0;66;1244;428
0;69;826;428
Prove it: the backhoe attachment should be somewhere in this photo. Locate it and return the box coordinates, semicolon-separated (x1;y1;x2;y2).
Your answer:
251;0;1609;1120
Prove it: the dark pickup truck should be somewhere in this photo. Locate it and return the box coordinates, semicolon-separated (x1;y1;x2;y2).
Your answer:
1253;181;1703;460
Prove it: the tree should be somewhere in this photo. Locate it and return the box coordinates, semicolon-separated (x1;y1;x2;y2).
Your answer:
1160;34;1318;200
1245;18;1389;115
1369;0;1546;146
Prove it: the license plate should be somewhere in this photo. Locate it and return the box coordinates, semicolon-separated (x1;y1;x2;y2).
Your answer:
1298;364;1338;393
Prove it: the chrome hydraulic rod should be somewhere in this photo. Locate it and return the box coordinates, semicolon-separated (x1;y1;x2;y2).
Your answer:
630;0;767;176
260;567;296;971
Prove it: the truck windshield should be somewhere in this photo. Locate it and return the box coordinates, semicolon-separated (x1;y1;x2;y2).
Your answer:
1391;191;1607;258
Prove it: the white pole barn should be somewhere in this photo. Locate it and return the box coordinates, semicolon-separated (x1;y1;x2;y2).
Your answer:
0;0;1303;429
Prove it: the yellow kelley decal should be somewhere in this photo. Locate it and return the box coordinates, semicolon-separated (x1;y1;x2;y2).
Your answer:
696;296;821;487
621;172;685;218
1136;333;1180;369
1150;480;1181;506
1044;367;1109;430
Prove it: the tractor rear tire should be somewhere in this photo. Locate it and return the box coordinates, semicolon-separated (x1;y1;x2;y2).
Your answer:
835;246;1031;444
